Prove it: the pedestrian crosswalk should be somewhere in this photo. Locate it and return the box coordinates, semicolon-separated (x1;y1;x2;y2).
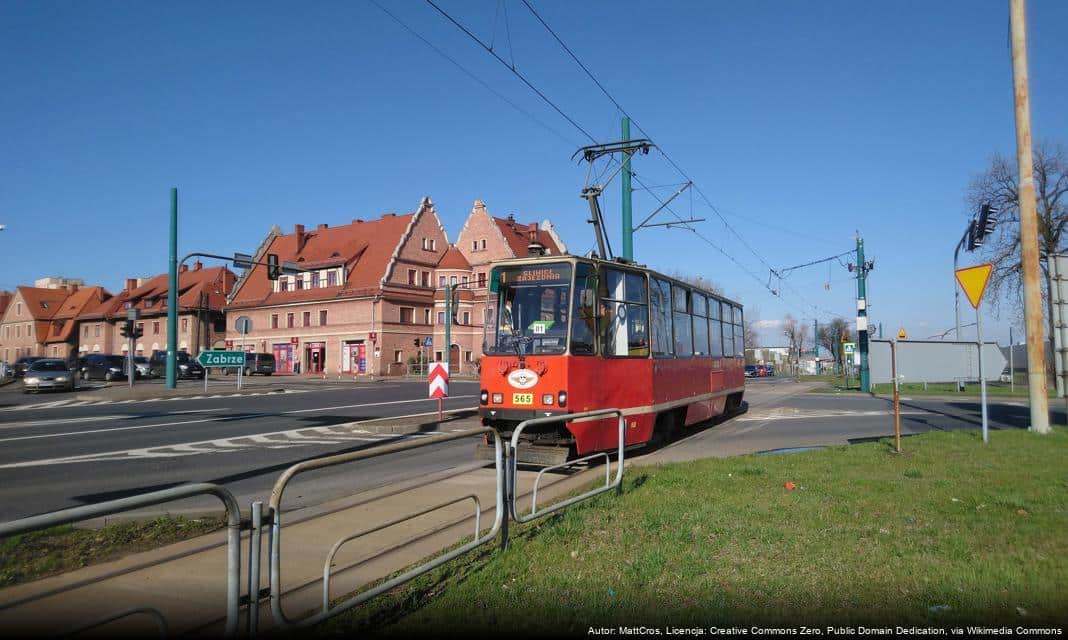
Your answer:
0;389;308;413
0;425;474;469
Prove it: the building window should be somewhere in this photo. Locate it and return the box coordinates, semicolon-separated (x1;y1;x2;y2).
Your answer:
394;350;402;363
462;311;470;325
478;272;486;288
424;309;431;324
320;310;328;325
481;239;486;250
136;323;144;335
16;326;20;338
296;276;304;290
400;308;413;324
438;311;445;324
303;311;311;327
438;275;446;287
408;269;416;285
422;271;430;287
312;272;320;288
422;238;437;251
465;351;471;362
328;271;337;287
287;313;294;328
271;314;279;329
461;276;469;288
153;321;160;335
83;325;89;337
182;318;188;332
280;280;289;292
472;240;478;251
16;302;21;315
450;276;457;286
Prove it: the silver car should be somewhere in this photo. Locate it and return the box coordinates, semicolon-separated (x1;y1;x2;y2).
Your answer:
22;359;76;393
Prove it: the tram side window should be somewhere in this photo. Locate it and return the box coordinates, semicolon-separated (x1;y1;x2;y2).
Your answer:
708;299;723;358
672;285;693;357
600;268;649;357
692;293;709;356
650;278;673;357
734;307;744;356
722;308;735;358
570;263;596;355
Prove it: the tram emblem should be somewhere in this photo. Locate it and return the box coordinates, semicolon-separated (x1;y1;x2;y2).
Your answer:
507;368;540;389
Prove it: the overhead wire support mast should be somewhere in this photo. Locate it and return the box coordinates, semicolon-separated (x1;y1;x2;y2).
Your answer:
573;139;653;260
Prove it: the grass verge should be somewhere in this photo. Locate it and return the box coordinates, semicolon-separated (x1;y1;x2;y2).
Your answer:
809;381;1058;397
0;514;224;588
321;428;1068;635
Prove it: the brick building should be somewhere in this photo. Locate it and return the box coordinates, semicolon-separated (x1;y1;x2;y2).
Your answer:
77;263;236;358
225;197;450;376
0;283;110;362
427;200;567;371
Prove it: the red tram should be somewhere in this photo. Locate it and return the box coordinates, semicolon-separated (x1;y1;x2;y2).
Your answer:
479;254;745;464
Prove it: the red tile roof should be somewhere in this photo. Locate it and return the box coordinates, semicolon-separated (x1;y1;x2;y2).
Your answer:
437;245;472;270
0;291;11;318
13;285;110;344
228;211;418;308
80;266;235;320
494;217;563;257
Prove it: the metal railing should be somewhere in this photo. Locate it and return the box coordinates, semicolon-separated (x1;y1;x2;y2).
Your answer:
0;483;243;639
57;607;168;639
265;427;504;629
507;409;625;524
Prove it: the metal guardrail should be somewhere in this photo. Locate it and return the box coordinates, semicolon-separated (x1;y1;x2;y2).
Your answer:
265;427;504;629
321;494;481;613
507;409;625;525
0;483;243;639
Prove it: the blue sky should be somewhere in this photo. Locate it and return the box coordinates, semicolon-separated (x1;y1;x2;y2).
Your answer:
2;1;1065;346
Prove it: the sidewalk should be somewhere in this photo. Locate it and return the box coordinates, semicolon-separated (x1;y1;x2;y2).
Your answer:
0;415;606;637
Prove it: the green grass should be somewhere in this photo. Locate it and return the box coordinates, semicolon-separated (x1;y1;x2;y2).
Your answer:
322;429;1068;634
0;514;224;588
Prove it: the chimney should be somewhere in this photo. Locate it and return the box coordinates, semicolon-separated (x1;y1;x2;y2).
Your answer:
125;278;137;291
69;284;79;294
294;224;306;254
527;222;546;257
317;223;328;230
179;264;188;274
193;261;202;272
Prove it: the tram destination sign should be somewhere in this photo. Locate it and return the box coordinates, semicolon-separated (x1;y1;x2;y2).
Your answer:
500;264;570;285
197;351;246;367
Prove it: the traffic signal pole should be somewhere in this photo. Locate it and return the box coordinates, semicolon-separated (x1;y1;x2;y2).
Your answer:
1010;0;1050;434
166;188;178;389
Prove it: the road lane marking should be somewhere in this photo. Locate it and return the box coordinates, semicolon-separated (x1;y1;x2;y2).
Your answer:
282;396;476;414
0;408;224;431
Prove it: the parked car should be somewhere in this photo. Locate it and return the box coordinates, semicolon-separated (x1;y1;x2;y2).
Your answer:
765;365;776;376
134;356;153;379
22;358;76;393
744;365;758;378
757;365;767;377
229;352;275;376
81;354;131;381
13;356;45;378
148;351;205;379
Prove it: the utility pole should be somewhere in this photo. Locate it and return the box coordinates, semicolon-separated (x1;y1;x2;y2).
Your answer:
1010;0;1050;433
444;283;453;375
166;188;178;390
855;236;871;392
621;117;633;261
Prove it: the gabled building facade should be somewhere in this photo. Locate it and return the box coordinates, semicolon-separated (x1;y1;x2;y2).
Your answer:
225;197;449;376
76;263;235;358
0;283;110;362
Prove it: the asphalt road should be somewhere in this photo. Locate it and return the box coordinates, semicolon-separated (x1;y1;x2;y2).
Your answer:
0;376;1057;522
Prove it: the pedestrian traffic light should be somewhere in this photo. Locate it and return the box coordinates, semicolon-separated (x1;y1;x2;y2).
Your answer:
267;253;281;280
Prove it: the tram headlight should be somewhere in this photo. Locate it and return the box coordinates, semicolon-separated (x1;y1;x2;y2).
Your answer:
492;393;503;404
541;393;554;406
557;391;567;407
480;389;489;405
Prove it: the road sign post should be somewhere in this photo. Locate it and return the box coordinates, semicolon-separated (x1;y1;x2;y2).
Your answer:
955;263;993;443
235;317;252;390
428;361;449;422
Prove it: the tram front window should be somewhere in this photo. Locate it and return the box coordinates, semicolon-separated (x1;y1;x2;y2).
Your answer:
484;263;572;355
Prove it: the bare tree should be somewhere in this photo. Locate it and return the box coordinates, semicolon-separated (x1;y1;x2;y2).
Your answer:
967;142;1068;354
744;306;760;351
818;317;853;372
782;314;806;364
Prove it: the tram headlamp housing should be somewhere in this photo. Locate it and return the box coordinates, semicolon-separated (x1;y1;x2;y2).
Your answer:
557;391;567;407
541;393;554;406
480;389;489;405
492;393;503;404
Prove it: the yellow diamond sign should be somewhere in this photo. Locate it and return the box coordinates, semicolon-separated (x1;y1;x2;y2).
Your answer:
955;263;993;309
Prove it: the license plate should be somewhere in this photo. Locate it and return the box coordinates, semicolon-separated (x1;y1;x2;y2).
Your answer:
512;393;534;405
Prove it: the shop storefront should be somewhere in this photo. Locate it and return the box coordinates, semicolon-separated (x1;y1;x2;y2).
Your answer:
273;342;293;373
305;341;326;374
342;340;367;374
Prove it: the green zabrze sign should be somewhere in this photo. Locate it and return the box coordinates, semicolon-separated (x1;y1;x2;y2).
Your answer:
197;351;246;367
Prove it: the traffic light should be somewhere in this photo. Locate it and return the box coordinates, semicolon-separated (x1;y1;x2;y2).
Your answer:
966;203;998;252
267;253;281;280
119;321;144;339
413;339;420;347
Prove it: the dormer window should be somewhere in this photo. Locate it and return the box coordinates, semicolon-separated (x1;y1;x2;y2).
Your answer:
40;302;48;309
280;279;289;292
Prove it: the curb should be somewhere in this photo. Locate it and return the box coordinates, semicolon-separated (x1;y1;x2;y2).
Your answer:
71;386;289;402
